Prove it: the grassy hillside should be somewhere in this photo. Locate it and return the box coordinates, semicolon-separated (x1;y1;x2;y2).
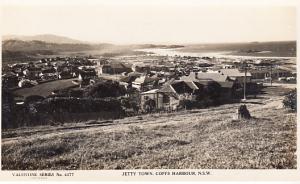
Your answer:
3;34;86;44
2;40;183;63
2;40;91;63
2;84;296;170
2;40;101;52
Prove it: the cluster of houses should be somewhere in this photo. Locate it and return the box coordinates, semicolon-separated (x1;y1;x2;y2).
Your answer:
2;54;296;113
2;56;99;88
137;70;241;112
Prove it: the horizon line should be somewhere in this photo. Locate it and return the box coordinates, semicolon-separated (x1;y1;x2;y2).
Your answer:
2;34;297;45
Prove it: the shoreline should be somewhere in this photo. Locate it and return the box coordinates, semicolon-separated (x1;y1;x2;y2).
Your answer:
135;48;296;59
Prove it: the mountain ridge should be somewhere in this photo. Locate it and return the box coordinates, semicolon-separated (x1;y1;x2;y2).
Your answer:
2;34;87;44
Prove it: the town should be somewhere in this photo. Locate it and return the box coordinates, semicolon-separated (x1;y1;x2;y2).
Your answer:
1;2;297;172
2;52;296;128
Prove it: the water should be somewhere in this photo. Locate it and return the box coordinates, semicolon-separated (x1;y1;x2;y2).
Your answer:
136;48;296;60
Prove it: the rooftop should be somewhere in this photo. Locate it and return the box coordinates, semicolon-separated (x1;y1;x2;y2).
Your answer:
219;69;252;77
181;72;229;82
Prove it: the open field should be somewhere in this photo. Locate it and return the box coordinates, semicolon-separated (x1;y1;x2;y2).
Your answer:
2;84;296;170
13;79;77;98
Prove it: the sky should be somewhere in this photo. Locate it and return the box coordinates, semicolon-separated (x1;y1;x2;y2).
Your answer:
1;2;297;44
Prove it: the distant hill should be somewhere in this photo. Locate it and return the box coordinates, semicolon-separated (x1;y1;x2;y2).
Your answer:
3;39;96;52
2;39;115;62
2;38;184;62
2;34;86;44
135;44;184;49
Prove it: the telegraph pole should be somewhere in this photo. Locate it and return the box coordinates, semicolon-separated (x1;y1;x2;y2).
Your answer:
270;64;273;86
243;60;247;101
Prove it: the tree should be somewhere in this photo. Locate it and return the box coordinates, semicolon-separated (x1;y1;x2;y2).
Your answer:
2;88;15;129
83;80;126;98
144;99;156;113
283;88;296;112
204;81;222;100
24;95;45;105
195;81;222;105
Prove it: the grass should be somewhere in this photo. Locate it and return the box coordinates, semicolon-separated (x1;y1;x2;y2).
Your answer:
2;85;297;170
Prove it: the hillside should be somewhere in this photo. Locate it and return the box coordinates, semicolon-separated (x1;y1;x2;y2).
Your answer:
2;39;100;52
1;39;183;62
2;84;296;170
2;39;115;62
2;34;86;44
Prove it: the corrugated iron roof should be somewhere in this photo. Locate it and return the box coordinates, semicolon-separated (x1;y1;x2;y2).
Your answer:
181;72;229;82
219;69;251;77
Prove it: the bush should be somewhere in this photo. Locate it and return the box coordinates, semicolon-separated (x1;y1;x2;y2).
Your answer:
83;80;126;98
283;89;296;111
2;88;16;129
204;81;222;100
39;97;123;113
52;87;83;98
24;95;45;105
246;82;263;95
179;98;213;110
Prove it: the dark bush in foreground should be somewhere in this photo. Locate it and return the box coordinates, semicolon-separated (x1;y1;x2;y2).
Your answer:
283;88;296;112
83;80;126;98
179;98;214;110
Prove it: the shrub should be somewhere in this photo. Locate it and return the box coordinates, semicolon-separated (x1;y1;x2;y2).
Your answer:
83;80;126;98
39;97;123;113
204;81;222;100
179;98;213;110
246;82;263;95
24;95;45;105
143;98;156;113
283;88;296;111
2;88;16;129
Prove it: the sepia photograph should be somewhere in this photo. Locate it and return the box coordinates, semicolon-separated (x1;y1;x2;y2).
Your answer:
0;0;298;180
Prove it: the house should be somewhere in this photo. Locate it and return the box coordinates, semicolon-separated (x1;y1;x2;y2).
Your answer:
39;67;57;80
23;67;42;80
218;69;252;83
180;72;230;82
78;69;97;87
119;72;143;88
223;64;235;69
216;81;235;100
120;75;137;84
170;80;199;100
9;63;27;76
249;68;292;80
135;65;151;73
41;67;56;75
132;75;160;91
95;65;103;76
39;67;57;79
88;58;100;65
58;71;75;79
11;68;24;77
198;63;214;68
102;62;133;74
18;79;38;88
179;75;236;100
140;86;180;112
